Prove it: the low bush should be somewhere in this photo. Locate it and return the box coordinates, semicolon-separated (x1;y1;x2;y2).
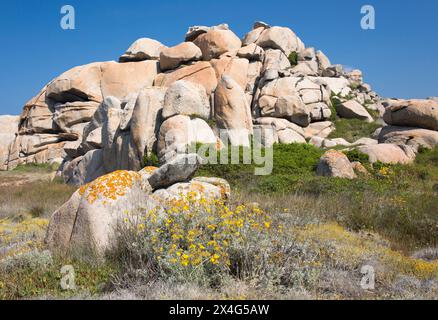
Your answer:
288;52;298;67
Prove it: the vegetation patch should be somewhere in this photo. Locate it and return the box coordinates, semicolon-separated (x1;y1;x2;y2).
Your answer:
328;118;381;143
143;152;160;167
288;52;298;67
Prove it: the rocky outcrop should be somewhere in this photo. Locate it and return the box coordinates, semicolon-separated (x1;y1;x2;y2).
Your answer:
0;20;396;184
255;76;331;126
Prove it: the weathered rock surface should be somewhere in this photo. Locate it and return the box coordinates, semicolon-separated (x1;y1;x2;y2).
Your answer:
256;26;304;56
159;42;202;71
148;154;202;190
215;75;253;146
185;24;230;42
154;61;217;96
53;101;99;134
336;100;373;122
237;44;265;61
210;57;250;91
130;87;166;168
304;121;335;139
157;115;216;163
193;29;242;61
46;61;159;104
256;76;330;124
162;80;210;120
46;171;155;254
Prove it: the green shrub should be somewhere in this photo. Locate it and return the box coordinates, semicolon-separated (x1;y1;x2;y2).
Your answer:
197;143;323;194
143;152;160;167
288;52;298;67
329;94;340;121
344;149;370;163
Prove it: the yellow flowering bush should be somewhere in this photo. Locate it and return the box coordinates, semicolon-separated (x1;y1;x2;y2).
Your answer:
116;192;282;284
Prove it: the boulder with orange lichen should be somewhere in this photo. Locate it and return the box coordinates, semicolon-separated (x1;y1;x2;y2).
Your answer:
45;170;156;255
46;166;230;257
152;180;228;202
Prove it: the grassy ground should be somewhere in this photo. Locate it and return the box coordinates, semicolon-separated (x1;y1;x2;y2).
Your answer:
1;146;438;300
0;167;111;300
0;164;76;219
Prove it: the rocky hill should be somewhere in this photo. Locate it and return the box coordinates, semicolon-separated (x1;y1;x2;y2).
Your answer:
2;21;437;185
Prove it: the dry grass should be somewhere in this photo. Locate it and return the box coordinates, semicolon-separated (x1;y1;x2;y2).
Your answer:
0;168;76;219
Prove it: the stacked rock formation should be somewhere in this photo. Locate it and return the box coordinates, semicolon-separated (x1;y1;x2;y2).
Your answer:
1;21;438;185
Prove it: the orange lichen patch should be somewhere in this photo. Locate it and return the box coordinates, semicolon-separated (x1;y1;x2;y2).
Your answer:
190;181;206;194
79;171;141;204
142;166;159;174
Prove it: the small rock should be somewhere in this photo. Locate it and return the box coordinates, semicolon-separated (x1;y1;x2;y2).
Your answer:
316;150;357;179
148;154;202;190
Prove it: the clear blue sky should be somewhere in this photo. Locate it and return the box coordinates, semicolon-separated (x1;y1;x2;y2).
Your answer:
0;0;437;115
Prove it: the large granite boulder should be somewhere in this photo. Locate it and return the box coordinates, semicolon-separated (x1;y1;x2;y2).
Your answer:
157;115;216;163
378;126;438;151
193;29;242;60
154;61;218;96
357;143;416;164
383;99;438;131
336;100;374;122
159;42;202;71
119;38;167;62
46;170;155;255
256;26;305;56
47;61;159;104
215;75;253;146
162;80;210;120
